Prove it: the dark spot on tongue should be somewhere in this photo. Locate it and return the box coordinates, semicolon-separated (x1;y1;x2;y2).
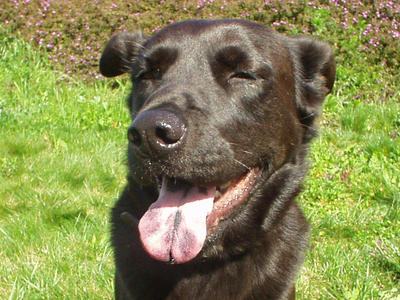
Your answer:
173;210;182;230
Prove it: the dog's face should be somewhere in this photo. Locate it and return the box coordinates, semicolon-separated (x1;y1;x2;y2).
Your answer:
100;20;335;264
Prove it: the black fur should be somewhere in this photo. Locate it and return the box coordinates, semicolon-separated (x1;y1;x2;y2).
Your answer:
99;19;335;300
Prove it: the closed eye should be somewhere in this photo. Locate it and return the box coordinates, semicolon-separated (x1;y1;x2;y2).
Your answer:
229;72;256;80
137;68;161;80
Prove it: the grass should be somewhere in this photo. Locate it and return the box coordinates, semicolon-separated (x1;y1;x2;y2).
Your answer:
1;13;400;300
0;32;130;299
297;53;400;298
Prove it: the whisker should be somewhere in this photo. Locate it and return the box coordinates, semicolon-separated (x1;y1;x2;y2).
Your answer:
120;211;139;227
300;112;316;120
227;142;255;156
301;123;317;132
233;158;251;170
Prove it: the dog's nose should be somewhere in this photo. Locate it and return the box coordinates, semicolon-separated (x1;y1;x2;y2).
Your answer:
128;109;186;155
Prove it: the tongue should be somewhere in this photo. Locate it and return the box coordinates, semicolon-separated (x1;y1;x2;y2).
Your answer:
138;179;215;264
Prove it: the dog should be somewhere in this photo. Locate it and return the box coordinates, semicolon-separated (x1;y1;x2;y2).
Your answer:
99;19;335;300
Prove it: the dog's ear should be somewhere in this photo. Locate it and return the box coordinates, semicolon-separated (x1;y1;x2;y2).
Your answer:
100;32;148;77
292;36;336;111
290;36;336;141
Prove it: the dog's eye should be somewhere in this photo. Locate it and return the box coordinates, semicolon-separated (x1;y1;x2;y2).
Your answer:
138;68;161;80
139;71;153;80
229;72;256;81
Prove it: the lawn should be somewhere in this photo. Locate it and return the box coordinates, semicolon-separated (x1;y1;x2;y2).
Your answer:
0;1;399;299
0;33;127;298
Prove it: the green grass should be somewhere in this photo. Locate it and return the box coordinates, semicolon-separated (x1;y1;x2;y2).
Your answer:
297;62;400;297
1;28;399;300
0;33;131;299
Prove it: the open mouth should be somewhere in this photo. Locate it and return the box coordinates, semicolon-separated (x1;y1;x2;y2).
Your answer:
207;169;261;232
136;168;262;264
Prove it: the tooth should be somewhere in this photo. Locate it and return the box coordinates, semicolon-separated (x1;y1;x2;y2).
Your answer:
215;190;222;199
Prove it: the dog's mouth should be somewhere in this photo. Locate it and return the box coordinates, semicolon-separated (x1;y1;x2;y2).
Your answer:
136;168;262;264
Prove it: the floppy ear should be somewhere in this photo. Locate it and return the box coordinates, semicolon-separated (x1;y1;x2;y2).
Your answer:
290;36;336;141
99;32;148;77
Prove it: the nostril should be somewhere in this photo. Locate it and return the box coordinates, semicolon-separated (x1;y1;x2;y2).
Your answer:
155;122;183;145
128;127;142;147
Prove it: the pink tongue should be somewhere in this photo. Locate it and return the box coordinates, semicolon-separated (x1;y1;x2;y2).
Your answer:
138;180;215;264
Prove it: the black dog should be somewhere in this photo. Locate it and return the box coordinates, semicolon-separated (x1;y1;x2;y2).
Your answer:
99;19;335;300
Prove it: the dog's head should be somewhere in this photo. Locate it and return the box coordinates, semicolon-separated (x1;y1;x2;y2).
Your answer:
100;20;335;264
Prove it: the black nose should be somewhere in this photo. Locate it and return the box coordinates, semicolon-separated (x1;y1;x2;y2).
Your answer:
128;109;186;155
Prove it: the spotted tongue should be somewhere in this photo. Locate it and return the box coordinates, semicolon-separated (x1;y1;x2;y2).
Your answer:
138;179;215;264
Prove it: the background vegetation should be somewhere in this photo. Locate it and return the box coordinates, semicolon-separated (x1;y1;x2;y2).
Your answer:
0;0;399;299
